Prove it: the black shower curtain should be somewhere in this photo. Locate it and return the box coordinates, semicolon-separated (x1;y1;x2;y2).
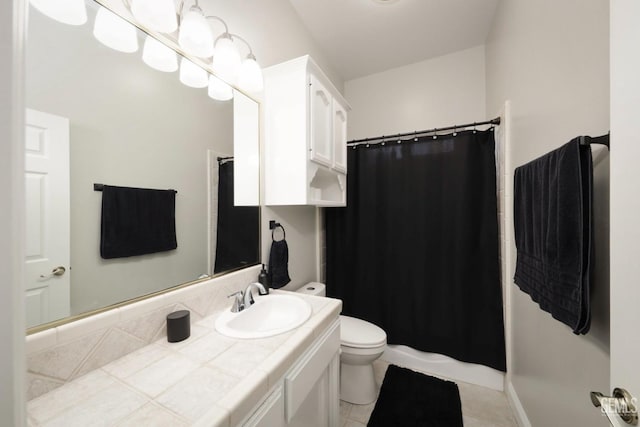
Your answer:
214;161;259;273
326;129;506;371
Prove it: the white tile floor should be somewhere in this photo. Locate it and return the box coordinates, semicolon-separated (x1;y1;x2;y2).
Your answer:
340;359;518;427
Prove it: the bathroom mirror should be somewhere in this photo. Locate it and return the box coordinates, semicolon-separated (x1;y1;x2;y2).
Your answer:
25;0;260;330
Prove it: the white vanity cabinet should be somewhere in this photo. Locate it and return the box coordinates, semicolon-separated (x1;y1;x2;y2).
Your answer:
242;319;341;427
263;55;350;206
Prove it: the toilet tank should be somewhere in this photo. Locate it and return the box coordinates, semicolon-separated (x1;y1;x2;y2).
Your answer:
296;282;326;297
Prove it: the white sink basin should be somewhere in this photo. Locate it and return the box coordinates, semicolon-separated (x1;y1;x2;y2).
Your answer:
215;294;312;339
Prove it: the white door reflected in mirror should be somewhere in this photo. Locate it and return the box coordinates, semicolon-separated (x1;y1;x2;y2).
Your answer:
24;109;71;328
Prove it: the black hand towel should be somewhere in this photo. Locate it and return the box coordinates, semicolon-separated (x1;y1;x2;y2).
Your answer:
100;185;177;259
268;239;291;288
513;138;593;334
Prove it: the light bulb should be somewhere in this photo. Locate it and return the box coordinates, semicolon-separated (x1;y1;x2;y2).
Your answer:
212;34;241;84
30;0;87;26
93;6;139;53
208;75;234;101
131;0;177;33
237;54;264;93
178;6;214;58
142;36;178;72
179;58;208;88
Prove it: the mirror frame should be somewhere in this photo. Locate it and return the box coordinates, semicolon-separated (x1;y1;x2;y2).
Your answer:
26;0;263;335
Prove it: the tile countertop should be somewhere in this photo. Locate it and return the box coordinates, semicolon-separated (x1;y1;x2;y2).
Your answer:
27;291;342;427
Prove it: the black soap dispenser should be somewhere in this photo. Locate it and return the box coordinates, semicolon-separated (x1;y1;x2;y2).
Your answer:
258;264;269;294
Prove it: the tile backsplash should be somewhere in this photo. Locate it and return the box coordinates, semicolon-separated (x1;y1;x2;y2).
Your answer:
25;265;262;401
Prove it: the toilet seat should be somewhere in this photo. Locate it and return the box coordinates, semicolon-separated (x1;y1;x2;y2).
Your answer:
340;315;387;349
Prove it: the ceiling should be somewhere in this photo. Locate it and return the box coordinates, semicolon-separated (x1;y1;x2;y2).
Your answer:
288;0;499;81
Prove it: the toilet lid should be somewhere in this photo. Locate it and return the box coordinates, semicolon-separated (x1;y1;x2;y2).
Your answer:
340;315;387;348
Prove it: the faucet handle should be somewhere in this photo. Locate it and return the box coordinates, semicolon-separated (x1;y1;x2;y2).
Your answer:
227;291;244;313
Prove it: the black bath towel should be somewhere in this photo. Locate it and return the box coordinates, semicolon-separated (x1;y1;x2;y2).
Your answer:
268;239;291;288
100;185;177;259
513;138;593;334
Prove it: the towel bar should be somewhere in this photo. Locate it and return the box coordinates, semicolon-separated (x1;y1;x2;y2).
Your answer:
93;183;177;193
579;133;610;150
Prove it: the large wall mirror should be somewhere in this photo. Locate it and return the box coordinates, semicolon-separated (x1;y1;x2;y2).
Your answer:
25;0;261;330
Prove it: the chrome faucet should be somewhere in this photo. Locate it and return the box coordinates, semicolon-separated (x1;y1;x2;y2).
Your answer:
243;282;268;308
227;290;245;313
226;283;268;313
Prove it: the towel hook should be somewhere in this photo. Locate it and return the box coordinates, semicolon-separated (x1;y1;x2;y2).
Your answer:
269;220;286;242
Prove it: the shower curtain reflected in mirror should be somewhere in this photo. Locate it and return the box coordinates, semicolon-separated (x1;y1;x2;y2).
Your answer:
214;160;259;273
326;129;506;371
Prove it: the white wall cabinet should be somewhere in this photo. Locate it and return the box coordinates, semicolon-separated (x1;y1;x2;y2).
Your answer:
263;55;350;206
241;319;340;427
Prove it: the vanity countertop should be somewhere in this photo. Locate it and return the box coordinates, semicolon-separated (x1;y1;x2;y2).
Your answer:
27;291;342;427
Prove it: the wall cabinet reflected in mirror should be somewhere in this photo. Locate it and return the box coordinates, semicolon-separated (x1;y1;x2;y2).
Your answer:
25;0;260;330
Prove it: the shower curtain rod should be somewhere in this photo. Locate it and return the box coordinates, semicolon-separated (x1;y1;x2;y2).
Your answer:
347;116;501;146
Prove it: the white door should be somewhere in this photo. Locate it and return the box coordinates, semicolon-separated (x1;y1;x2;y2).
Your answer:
24;108;70;328
332;100;347;173
309;74;333;168
599;2;640;426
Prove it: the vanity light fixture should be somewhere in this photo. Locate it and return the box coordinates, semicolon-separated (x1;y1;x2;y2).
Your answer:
179;57;209;88
29;0;88;26
178;5;215;58
211;33;242;83
130;0;177;34
176;2;264;93
208;75;234;101
93;6;139;53
237;53;264;93
142;35;178;73
31;0;264;97
219;32;264;93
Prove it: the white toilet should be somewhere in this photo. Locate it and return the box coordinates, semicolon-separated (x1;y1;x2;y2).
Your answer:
296;282;387;405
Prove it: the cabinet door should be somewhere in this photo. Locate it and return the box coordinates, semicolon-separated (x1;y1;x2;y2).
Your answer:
309;74;333;168
332;101;347;173
244;386;285;427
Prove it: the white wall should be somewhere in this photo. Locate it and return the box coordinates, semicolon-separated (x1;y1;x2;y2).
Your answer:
26;8;235;315
485;1;610;426
1;0;26;424
260;206;320;292
345;46;487;140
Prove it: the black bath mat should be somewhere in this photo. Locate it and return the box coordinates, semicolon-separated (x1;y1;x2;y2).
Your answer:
368;365;463;427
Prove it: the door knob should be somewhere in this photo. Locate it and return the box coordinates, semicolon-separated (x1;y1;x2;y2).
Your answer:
40;266;66;279
591;388;638;425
